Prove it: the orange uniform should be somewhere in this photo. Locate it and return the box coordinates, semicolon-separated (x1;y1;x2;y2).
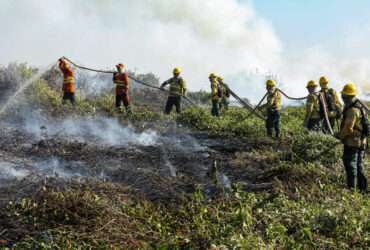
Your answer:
59;61;75;93
113;72;130;95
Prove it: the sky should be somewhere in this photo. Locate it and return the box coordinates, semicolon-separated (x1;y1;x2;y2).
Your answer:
0;0;370;100
253;0;370;54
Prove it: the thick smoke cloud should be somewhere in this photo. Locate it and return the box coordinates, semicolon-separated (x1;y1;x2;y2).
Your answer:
0;0;281;94
0;0;369;102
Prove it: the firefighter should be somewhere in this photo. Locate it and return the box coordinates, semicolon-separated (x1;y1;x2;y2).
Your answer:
304;80;321;131
217;76;230;112
58;58;75;105
338;83;368;192
260;79;282;138
319;76;343;132
160;67;187;114
209;73;220;117
113;63;131;114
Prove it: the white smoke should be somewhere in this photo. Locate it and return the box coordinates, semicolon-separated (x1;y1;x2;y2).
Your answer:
0;0;281;94
23;114;158;146
0;0;369;103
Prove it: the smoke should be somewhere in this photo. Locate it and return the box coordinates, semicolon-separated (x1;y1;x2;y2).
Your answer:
0;0;281;95
23;113;158;146
0;0;369;102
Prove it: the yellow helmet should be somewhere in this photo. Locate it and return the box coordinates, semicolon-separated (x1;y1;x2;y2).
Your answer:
217;76;224;81
319;76;329;86
341;83;357;96
209;73;217;79
266;79;276;88
173;67;181;74
306;80;318;88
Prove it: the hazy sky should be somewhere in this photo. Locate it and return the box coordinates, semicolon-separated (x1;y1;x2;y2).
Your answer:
0;0;369;97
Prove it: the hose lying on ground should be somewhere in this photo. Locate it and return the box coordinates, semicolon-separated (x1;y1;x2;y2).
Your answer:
62;57;197;106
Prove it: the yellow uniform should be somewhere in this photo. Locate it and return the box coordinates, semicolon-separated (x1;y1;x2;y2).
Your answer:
339;104;367;148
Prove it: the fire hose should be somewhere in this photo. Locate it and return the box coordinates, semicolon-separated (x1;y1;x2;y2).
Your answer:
244;92;269;120
62;57;197;106
221;83;266;120
318;92;335;136
277;88;309;101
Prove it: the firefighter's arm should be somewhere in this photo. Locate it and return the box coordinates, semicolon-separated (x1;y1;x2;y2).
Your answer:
304;97;314;126
124;73;130;91
339;109;358;140
160;79;170;89
211;82;218;96
333;90;343;108
181;79;187;95
274;92;282;110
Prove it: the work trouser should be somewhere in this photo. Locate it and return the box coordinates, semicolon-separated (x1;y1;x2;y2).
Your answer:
63;92;75;105
165;96;181;114
307;118;321;131
116;94;131;113
266;110;281;138
211;99;220;117
219;98;229;112
342;146;368;192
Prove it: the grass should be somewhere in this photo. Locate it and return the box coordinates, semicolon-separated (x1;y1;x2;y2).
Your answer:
0;67;369;249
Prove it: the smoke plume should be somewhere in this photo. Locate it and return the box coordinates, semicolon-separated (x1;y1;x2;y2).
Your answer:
0;0;369;102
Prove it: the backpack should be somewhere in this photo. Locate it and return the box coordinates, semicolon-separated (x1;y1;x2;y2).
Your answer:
319;89;341;119
359;107;370;137
344;101;370;138
217;83;223;98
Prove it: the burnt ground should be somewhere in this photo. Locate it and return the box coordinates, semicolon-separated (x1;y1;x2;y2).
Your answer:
0;120;279;206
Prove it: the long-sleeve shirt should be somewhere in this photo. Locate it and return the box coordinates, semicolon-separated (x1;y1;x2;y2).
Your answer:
59;62;75;93
161;77;187;97
113;72;130;95
260;90;282;112
304;93;321;123
339;102;367;148
210;79;219;101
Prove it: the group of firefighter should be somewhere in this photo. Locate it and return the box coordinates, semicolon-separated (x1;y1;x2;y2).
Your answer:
58;58;368;193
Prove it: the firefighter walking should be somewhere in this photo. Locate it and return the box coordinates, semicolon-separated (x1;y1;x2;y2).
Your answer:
338;83;368;192
160;67;187;114
113;63;131;114
58;58;76;105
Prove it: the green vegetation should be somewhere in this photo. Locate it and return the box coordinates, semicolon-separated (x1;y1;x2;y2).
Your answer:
0;64;369;249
